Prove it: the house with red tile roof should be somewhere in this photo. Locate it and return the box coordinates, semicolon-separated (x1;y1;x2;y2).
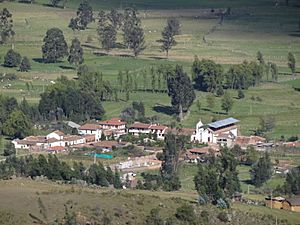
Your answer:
128;122;168;140
98;118;127;137
78;123;102;141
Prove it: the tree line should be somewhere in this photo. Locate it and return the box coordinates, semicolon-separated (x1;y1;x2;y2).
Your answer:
0;154;122;188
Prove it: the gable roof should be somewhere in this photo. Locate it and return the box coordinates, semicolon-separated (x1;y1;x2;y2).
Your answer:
286;197;300;206
150;125;168;130
98;118;126;126
130;122;151;129
79;123;101;130
52;130;65;136
208;118;239;129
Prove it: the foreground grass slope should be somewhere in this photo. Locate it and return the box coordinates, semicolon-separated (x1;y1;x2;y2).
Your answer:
0;178;299;225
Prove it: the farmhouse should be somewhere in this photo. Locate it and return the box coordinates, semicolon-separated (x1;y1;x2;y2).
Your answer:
128;122;168;140
98;118;127;137
265;196;286;209
282;197;300;212
192;117;239;146
78;123;102;141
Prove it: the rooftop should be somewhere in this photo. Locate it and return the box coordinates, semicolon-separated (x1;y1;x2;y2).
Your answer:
79;123;101;130
286;197;300;206
130;122;151;129
208;117;239;129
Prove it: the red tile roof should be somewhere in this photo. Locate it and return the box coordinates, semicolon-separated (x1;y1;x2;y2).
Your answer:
52;130;65;136
130;122;151;129
167;128;196;135
98;118;126;126
47;138;60;143
93;141;119;149
79;123;101;130
150;125;168;130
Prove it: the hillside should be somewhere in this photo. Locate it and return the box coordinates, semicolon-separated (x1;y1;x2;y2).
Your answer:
0;0;299;138
0;178;299;225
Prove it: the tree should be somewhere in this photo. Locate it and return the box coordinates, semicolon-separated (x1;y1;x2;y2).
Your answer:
145;208;164;225
159;18;180;58
127;26;145;57
76;0;93;30
160;132;187;191
287;52;296;79
206;94;215;110
68;17;80;31
244;145;259;166
221;92;233;114
251;152;273;187
283;166;300;195
2;110;32;139
50;0;62;7
175;204;197;224
237;89;245;99
0;8;15;44
19;56;31;72
113;169;122;189
42;28;68;63
167;65;195;120
270;62;278;82
256;51;265;65
3;141;16;156
259;116;276;133
68;38;84;67
100;24;117;53
4;49;21;67
192;57;224;92
123;8;145;57
107;9;122;29
194;147;240;204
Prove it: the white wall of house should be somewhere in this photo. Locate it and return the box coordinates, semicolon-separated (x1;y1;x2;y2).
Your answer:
78;129;102;141
12;141;29;149
128;128;151;136
46;132;63;140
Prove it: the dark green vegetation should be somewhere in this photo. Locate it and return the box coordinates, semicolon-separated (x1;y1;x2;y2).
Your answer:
0;154;122;188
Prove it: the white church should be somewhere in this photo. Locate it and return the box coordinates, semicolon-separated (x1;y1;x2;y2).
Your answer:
191;117;239;147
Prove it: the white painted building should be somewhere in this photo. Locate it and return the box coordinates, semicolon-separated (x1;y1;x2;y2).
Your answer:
128;122;168;140
192;118;239;146
78;123;102;141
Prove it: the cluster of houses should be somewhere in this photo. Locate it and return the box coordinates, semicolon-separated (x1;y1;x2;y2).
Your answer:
13;117;267;156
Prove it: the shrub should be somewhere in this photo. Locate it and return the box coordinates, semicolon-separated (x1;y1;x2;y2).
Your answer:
217;211;229;222
19;56;31;72
4;49;21;67
238;89;245;99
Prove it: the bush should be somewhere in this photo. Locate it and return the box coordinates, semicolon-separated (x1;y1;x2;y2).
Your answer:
217;211;229;222
175;204;197;224
216;85;224;96
4;49;21;67
19;56;31;72
216;198;228;209
287;136;298;142
238;89;245;99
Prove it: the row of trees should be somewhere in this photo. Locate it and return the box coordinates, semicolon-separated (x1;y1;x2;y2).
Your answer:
0;154;123;188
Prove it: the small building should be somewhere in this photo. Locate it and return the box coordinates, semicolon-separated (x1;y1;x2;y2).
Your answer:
265;196;285;209
128;123;168;140
78;123;102;141
282;197;300;212
46;130;65;141
98;118;127;137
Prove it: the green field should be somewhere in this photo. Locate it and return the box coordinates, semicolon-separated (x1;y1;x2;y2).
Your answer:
0;0;299;140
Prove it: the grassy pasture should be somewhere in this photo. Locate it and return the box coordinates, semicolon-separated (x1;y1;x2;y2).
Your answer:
0;178;300;224
0;1;299;138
